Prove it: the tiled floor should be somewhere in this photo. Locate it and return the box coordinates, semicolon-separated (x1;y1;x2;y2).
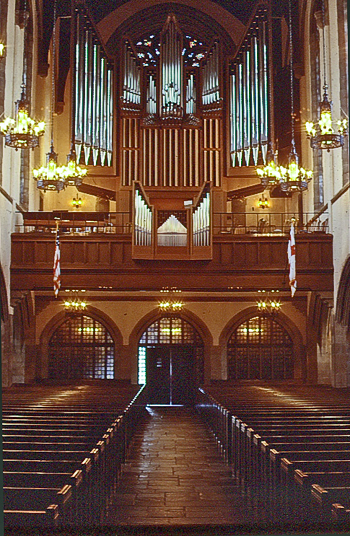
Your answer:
104;406;257;527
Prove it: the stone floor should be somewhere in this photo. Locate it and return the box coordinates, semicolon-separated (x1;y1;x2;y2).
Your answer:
104;405;259;527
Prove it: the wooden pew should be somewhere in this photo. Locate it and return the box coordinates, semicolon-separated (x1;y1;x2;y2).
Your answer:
310;483;350;523
2;382;146;526
197;382;350;526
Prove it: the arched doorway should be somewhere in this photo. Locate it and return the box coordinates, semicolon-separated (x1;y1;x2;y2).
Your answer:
227;315;294;380
48;314;115;379
138;316;204;405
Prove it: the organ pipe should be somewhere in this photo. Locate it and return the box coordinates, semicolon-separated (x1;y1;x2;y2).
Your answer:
229;8;270;168
193;191;210;247
74;10;113;167
134;187;153;246
202;41;220;107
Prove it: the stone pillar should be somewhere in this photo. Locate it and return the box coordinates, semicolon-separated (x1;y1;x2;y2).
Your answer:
117;345;135;382
24;323;37;383
332;320;350;387
1;315;13;387
305;321;318;383
209;345;225;380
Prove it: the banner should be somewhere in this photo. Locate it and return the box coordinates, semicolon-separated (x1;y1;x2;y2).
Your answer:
288;221;296;297
53;221;61;298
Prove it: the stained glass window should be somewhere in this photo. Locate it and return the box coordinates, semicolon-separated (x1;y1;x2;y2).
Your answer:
228;315;293;380
49;315;114;380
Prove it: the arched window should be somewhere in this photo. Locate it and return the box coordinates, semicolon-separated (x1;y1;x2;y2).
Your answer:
48;315;114;380
138;316;204;386
227;315;294;380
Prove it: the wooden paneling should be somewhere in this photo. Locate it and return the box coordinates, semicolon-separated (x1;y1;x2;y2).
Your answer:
11;233;333;292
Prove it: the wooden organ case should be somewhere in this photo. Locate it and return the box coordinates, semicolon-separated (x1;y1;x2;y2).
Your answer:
119;13;223;190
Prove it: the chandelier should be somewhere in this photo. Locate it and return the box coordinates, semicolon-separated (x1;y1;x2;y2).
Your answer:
33;0;86;192
256;146;280;189
0;3;45;149
63;148;87;187
64;290;87;313
305;0;347;151
158;287;184;312
33;145;67;191
256;0;313;193
256;290;282;316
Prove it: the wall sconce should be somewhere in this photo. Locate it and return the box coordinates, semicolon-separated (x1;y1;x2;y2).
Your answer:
158;287;184;312
0;41;5;59
258;194;269;209
72;194;82;209
256;290;282;316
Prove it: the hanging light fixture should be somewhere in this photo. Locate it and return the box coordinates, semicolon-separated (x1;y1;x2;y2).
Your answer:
257;0;313;193
63;0;87;187
305;0;347;151
33;0;76;192
256;290;282;316
256;146;280;189
279;0;313;193
0;2;45;149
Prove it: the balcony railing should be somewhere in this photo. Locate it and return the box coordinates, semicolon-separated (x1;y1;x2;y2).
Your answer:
213;212;329;236
15;211;132;235
15;210;330;238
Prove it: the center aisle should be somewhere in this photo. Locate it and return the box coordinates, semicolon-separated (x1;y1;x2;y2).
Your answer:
104;406;257;527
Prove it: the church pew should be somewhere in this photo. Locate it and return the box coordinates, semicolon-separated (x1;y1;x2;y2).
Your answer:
331;502;350;523
4;485;73;525
231;416;350;486
4;504;60;527
292;470;350;524
2;383;146;525
310;483;350;523
278;459;350;521
196;385;350;525
267;449;350;519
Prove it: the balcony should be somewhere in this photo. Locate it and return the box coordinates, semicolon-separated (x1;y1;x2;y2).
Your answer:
11;207;333;293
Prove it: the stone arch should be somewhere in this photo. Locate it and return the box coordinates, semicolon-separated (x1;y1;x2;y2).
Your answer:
0;264;9;323
219;306;306;381
336;255;350;331
97;0;245;49
39;306;123;379
128;308;213;383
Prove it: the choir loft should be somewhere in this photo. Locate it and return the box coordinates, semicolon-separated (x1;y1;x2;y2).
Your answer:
1;0;349;530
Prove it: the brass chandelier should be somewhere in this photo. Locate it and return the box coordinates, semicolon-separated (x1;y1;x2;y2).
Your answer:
257;0;313;193
33;0;86;192
0;3;45;149
305;0;347;151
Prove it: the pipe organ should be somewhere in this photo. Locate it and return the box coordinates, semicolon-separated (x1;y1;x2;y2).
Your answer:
160;15;183;120
134;184;152;247
123;43;141;107
202;41;221;108
70;8;274;188
74;9;113;167
121;42;142;187
193;187;210;247
229;6;269;167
